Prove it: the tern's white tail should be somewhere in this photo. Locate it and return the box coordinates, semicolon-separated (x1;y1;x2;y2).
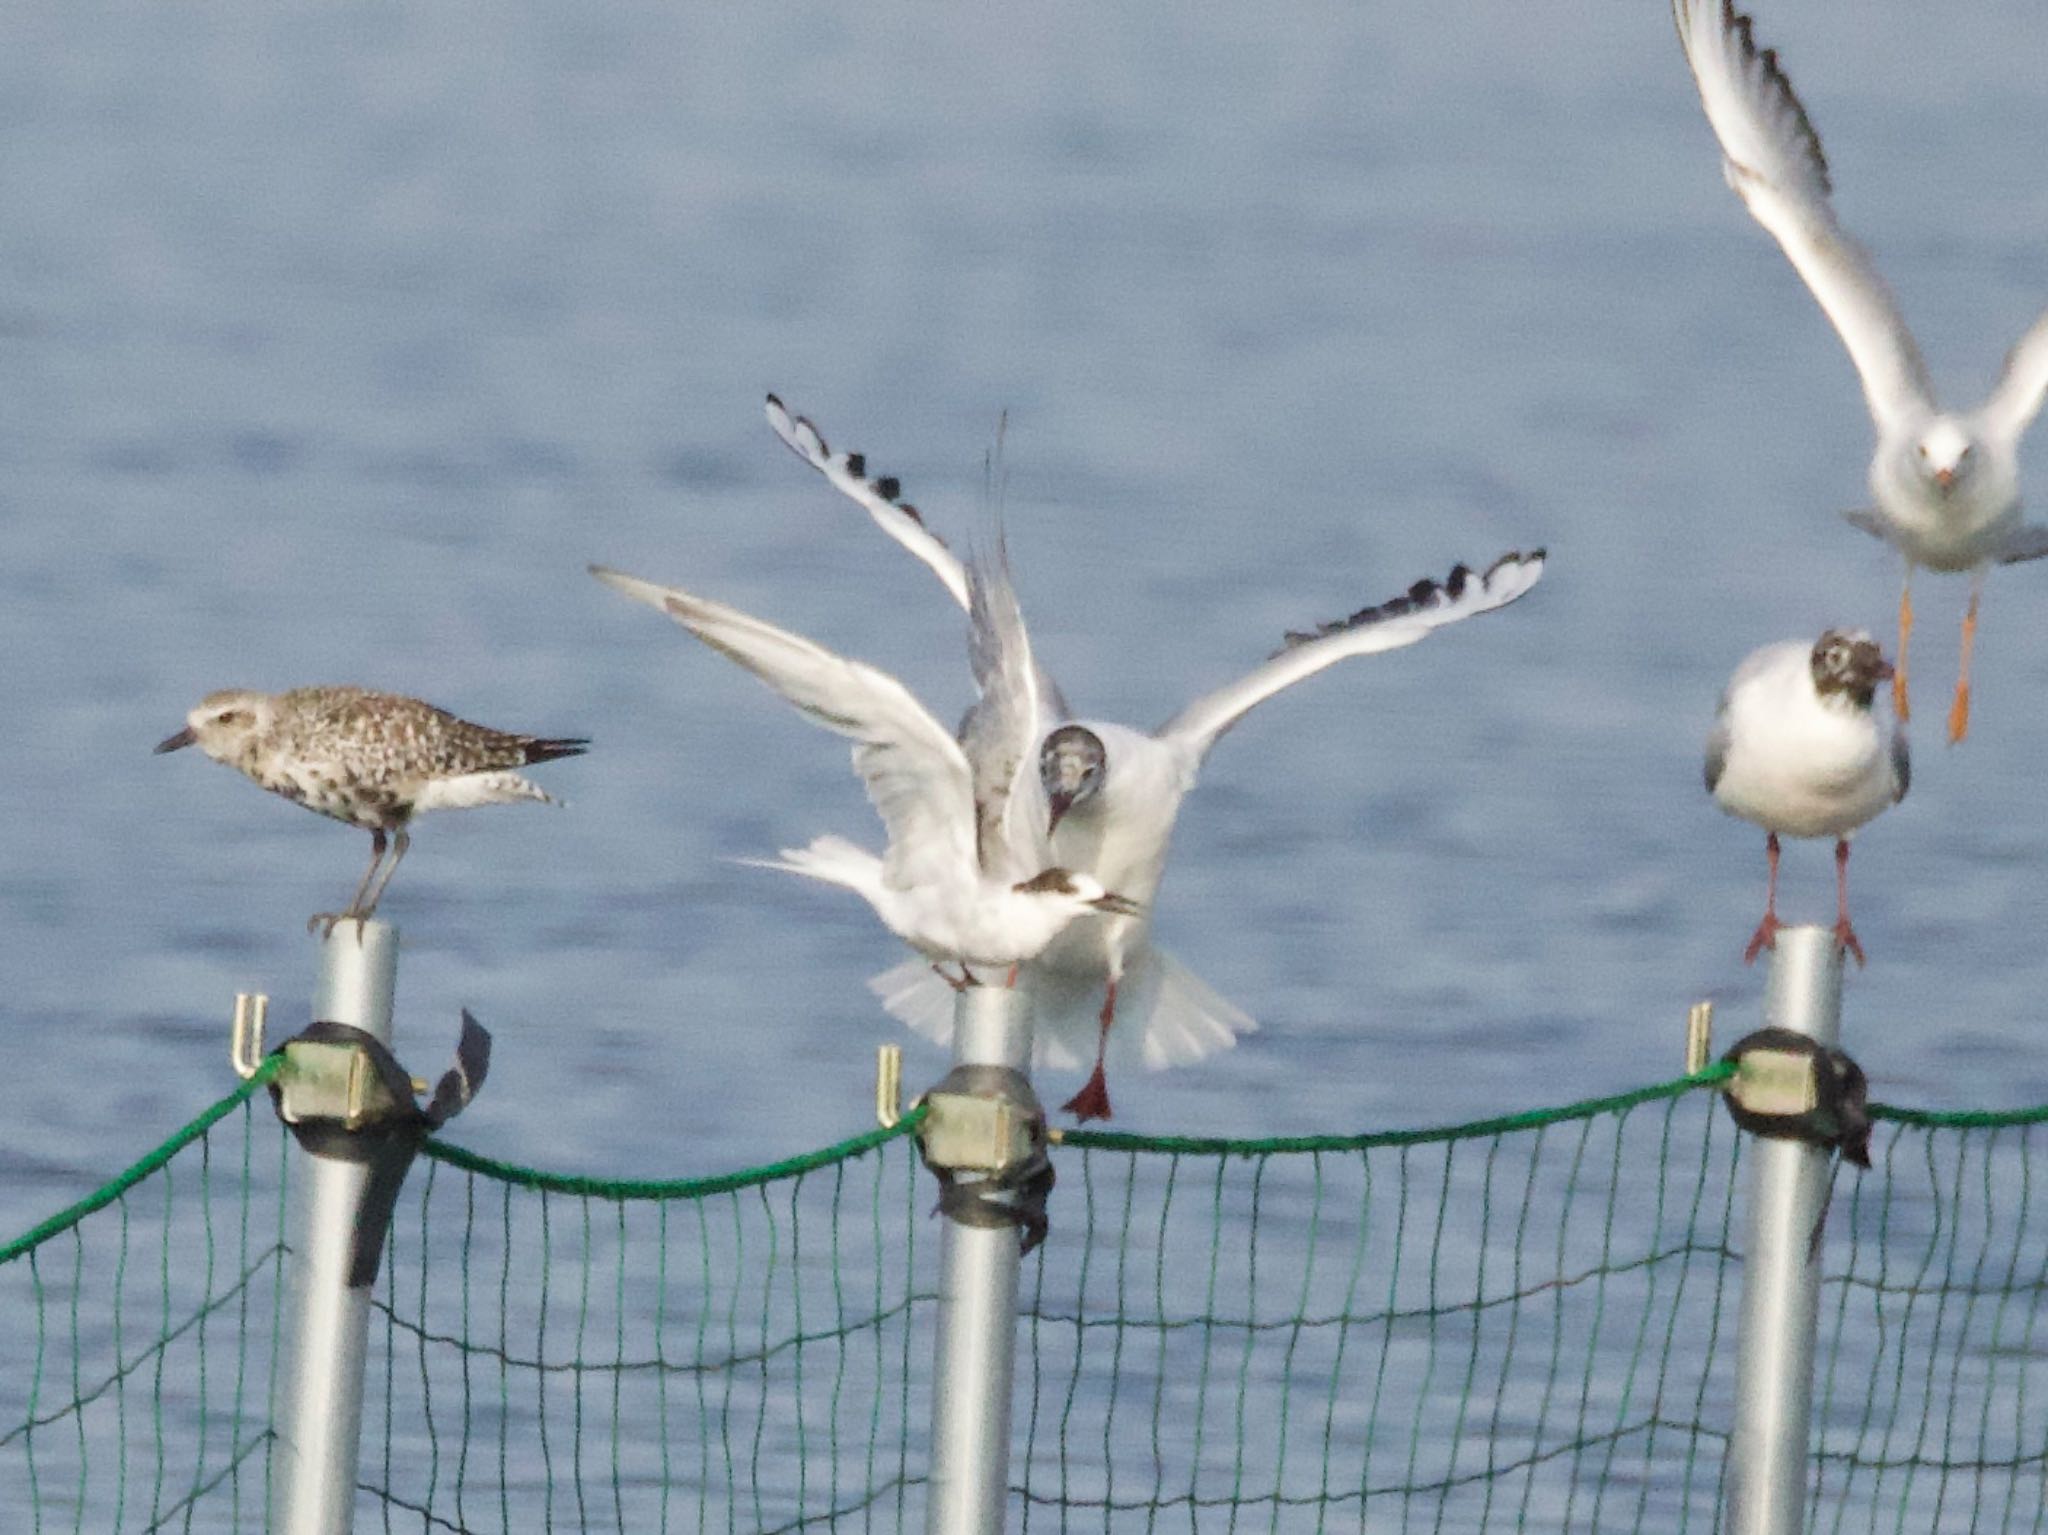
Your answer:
869;944;1256;1073
743;834;884;894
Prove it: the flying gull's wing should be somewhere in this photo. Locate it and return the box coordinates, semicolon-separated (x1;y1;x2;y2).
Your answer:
1672;0;1933;429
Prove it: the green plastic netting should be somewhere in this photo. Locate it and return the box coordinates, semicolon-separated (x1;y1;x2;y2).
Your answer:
6;1063;2048;1532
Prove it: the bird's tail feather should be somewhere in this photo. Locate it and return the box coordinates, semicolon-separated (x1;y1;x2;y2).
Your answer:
738;834;883;893
868;944;1256;1073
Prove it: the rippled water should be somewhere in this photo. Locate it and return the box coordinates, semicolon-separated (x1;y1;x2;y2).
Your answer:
7;0;2048;1237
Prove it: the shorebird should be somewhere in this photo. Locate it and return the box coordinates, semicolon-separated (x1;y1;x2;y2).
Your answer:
590;560;1143;976
1706;630;1908;966
1672;0;2048;742
154;686;587;934
766;394;1546;1119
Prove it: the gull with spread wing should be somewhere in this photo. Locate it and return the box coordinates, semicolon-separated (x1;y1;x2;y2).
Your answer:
590;558;1139;978
1673;0;2048;742
766;395;1546;1120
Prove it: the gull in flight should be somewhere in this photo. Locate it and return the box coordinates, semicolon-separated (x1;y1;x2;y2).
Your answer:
591;560;1141;977
1673;0;2048;742
1706;629;1907;966
766;394;1546;1119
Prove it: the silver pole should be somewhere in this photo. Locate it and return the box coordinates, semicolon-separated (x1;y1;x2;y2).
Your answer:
1726;923;1843;1535
269;919;400;1535
924;984;1035;1535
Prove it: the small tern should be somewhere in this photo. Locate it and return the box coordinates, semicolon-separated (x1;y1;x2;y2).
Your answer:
1673;0;2048;742
767;394;1546;1119
1705;630;1907;966
154;686;586;935
591;564;1142;975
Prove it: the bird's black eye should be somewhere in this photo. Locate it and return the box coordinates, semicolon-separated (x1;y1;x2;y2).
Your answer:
216;709;250;727
1917;444;1928;457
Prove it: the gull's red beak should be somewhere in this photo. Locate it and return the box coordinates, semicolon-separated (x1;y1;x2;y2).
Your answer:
1933;467;1956;490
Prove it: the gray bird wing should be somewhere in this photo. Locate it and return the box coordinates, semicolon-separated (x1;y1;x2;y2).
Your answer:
1157;550;1546;762
1841;508;1891;542
591;566;976;893
960;534;1055;881
1890;723;1911;804
767;394;1073;720
1997;524;2048;565
1704;706;1732;795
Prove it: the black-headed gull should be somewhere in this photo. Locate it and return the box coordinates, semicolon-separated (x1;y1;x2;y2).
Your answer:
766;395;1546;1119
154;687;587;934
591;564;1140;975
1673;0;2048;743
1706;629;1907;966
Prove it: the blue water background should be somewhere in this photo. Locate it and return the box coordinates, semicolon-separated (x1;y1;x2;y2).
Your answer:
6;0;2048;1226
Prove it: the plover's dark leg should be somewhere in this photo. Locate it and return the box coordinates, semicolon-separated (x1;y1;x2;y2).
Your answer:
357;827;410;920
310;828;387;937
1743;832;1784;966
1060;980;1119;1122
1948;569;1983;745
931;963;973;993
1831;838;1866;967
1894;570;1914;722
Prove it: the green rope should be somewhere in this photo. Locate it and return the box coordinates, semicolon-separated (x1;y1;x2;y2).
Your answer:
0;1058;280;1268
419;1105;927;1198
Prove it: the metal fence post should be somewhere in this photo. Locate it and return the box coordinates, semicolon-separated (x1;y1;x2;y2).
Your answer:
1727;923;1843;1535
269;918;400;1535
924;984;1036;1535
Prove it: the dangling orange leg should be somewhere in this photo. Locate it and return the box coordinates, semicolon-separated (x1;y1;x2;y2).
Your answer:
1742;832;1784;966
1947;573;1982;745
1004;963;1020;988
1060;980;1118;1122
1893;575;1914;721
1831;838;1866;967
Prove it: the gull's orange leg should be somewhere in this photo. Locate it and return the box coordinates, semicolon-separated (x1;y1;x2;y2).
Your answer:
1947;572;1982;745
1893;574;1914;721
1060;980;1118;1122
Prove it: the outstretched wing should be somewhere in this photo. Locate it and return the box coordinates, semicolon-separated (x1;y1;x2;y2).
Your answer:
592;565;973;891
1157;550;1547;761
1983;308;2048;444
1671;0;1933;429
765;394;973;609
767;393;1075;720
960;535;1054;881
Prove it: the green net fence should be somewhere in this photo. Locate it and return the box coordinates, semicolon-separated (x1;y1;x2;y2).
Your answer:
7;1064;2048;1532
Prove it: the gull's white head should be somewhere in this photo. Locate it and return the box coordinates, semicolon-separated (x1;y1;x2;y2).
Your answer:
1914;420;1975;493
1012;867;1142;918
154;689;276;762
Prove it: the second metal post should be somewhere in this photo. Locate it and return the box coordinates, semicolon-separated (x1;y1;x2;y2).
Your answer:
1726;924;1843;1535
924;984;1036;1535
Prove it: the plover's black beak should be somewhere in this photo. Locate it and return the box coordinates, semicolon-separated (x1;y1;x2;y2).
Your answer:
1047;789;1075;836
1088;892;1142;917
153;726;196;754
1870;656;1896;683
